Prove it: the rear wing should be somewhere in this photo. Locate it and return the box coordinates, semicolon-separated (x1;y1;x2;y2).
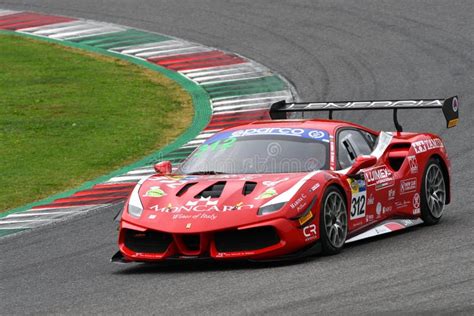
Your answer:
269;96;459;132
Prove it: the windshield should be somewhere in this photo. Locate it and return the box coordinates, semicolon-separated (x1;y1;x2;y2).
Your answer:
178;127;330;174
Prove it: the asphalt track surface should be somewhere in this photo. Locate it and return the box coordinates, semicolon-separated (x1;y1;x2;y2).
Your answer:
1;1;474;314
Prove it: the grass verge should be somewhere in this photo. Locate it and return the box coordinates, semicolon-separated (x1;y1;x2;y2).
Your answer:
0;33;193;212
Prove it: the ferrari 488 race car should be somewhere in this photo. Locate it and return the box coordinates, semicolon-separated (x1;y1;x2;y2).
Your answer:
112;96;459;263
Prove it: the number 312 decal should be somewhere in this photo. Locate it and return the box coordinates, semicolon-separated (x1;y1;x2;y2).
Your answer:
351;195;366;219
347;178;367;220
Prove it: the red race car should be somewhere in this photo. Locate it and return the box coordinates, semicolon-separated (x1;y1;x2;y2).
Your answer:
112;96;459;263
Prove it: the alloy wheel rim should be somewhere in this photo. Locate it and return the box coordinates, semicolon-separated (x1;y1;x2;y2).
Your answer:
425;164;446;219
324;191;347;248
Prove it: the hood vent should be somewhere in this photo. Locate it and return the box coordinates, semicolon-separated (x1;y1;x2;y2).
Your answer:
242;182;257;196
194;181;226;199
176;182;197;197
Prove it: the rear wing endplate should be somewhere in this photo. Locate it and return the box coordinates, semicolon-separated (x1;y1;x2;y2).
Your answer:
270;96;459;132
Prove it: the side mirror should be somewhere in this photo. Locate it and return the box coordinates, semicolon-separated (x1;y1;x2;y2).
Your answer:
154;161;172;175
346;155;377;177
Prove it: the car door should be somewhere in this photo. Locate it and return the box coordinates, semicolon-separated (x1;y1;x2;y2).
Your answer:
337;128;383;228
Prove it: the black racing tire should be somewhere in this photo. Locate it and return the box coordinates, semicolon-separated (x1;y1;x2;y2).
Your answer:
420;158;447;225
319;186;348;255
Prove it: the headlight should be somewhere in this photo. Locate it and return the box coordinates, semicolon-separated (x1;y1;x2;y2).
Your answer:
127;183;144;218
258;202;285;215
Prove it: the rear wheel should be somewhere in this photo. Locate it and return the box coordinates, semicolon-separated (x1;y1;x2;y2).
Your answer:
420;158;446;225
319;187;347;255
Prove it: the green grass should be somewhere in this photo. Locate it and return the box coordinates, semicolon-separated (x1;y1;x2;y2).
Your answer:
0;34;193;212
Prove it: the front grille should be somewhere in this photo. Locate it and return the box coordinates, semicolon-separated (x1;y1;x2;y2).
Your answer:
214;226;280;252
124;229;172;253
181;234;200;251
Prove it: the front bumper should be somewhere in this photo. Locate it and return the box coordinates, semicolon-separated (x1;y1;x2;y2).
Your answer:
113;217;320;262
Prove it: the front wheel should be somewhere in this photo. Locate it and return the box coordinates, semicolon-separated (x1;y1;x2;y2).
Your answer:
319;186;348;255
420;158;447;225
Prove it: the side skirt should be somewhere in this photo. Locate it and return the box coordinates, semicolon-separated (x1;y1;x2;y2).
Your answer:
345;218;424;244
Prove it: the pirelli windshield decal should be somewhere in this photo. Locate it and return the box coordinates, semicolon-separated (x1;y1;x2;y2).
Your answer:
204;128;330;145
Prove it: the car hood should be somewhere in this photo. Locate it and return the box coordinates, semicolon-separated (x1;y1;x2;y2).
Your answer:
123;172;321;233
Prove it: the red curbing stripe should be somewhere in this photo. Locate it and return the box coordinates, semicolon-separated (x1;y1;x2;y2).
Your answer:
32;198;124;209
91;183;136;190
0;12;33;24
73;188;133;196
148;50;246;71
204;110;270;130
29;184;135;209
166;57;245;71
0;12;75;30
148;50;226;64
0;12;43;23
0;17;75;30
70;191;131;199
54;193;129;203
155;53;239;67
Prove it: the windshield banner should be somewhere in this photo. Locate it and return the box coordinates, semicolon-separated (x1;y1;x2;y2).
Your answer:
204;128;330;144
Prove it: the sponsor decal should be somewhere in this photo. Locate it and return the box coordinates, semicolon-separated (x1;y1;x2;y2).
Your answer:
215;251;256;258
255;188;277;200
395;199;410;209
298;210;313;226
148;214;157;219
171;213;219;221
205;128;330;144
143;186;166;197
400;178;417;194
150;175;197;189
408;155;418;174
186;223;192;229
186;197;217;206
452;97;459;112
150;197;254;214
383;206;392;214
412;138;444;154
376;202;392;218
413;193;421;215
367;194;374;206
288;100;443;109
348;178;366;195
366;214;374;222
308;130;326;139
347;178;367;220
388;189;396;200
309;183;321;193
376;202;382;216
263;177;289;187
303;224;317;241
239;175;262;181
330;140;336;169
365;166;394;190
290;193;307;210
195;137;237;156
